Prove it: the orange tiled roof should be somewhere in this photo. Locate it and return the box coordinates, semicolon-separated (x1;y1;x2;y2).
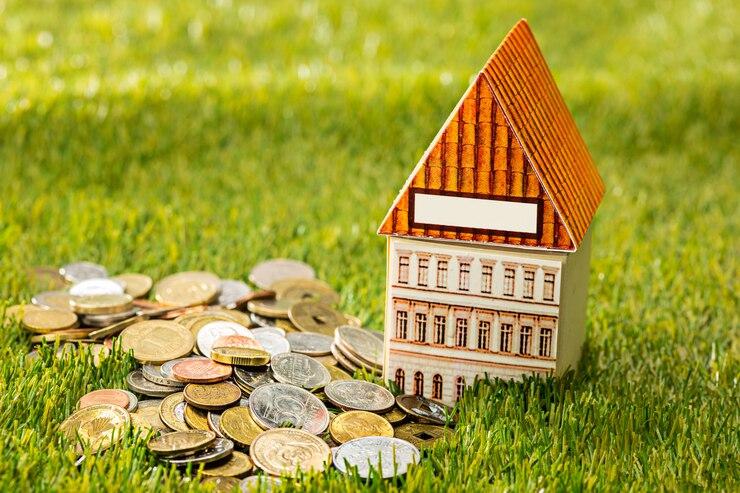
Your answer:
378;19;604;251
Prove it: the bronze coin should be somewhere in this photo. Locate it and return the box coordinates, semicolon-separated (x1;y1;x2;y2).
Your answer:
172;358;232;383
78;389;130;410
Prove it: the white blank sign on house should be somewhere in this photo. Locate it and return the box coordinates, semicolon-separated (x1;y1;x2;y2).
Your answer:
413;193;538;234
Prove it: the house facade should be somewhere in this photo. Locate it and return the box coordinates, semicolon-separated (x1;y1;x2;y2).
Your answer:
378;20;604;404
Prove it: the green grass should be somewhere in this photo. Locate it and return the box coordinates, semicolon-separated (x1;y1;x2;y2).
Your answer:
0;0;738;491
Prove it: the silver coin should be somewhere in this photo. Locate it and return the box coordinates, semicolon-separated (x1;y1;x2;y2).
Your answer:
164;437;234;465
59;261;108;283
251;326;286;337
333;338;380;372
142;363;185;388
234;367;275;390
248;383;329;434
207;398;249;438
126;370;181;398
324;380;395;412
249;313;275;327
253;332;290;357
31;290;73;311
196;320;254;358
81;308;139;327
69;278;124;296
270;353;331;389
239;476;282;492
121;390;139;412
215;279;252;309
330;343;360;373
248;259;315;289
335;325;384;368
395;394;452;426
287;332;334;356
333;436;420;478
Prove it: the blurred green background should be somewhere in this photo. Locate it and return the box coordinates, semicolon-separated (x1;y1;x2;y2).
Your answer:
0;0;737;491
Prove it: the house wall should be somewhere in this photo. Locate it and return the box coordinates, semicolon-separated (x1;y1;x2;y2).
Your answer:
384;236;572;404
555;228;592;374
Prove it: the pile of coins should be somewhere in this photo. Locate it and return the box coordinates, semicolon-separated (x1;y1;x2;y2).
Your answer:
10;259;455;489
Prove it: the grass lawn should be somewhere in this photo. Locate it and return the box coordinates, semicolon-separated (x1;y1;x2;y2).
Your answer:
0;0;737;491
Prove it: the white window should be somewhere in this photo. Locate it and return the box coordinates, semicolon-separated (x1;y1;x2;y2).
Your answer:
458;262;470;291
519;326;532;355
481;265;493;293
455;318;468;347
415;313;427;342
436;260;448;288
543;273;555;301
477;321;490;350
523;270;535;299
503;268;515;296
500;323;513;352
539;328;553;357
417;257;429;286
395;311;408;339
398;256;410;284
433;316;446;344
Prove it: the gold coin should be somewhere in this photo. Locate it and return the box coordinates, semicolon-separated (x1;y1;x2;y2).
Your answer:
185;314;238;341
159;392;189;431
112;273;153;298
273;318;300;333
329;411;393;444
183;382;241;411
326;365;352;381
201;450;254;478
288;301;346;336
249;428;331;477
184;404;211;431
210;347;270;366
394;422;453;448
131;400;168;432
315;354;339;367
3;304;46;321
119;320;193;364
70;293;134;315
201;477;240;492
59;403;130;454
272;278;340;306
219;407;263;447
246;298;294;318
147;429;216;455
154;271;220;306
22;309;78;333
382;407;408;425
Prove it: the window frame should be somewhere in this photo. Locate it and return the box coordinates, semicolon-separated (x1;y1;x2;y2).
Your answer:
414;313;427;342
436;259;448;288
433;315;446;345
477;320;491;350
395;310;408;339
503;268;515;296
432;374;443;400
455;318;468;347
481;264;493;294
523;270;535;299
398;255;410;284
413;371;424;396
499;323;513;353
543;272;556;301
519;325;532;355
539;328;553;357
458;262;471;291
417;257;429;286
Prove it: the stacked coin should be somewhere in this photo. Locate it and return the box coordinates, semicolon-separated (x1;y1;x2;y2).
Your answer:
45;258;454;484
331;325;384;375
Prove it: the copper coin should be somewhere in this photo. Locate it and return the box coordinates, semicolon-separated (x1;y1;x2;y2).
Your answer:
172;358;233;383
78;389;130;410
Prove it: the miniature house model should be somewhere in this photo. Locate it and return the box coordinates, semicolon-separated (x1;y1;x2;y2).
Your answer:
378;20;604;404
